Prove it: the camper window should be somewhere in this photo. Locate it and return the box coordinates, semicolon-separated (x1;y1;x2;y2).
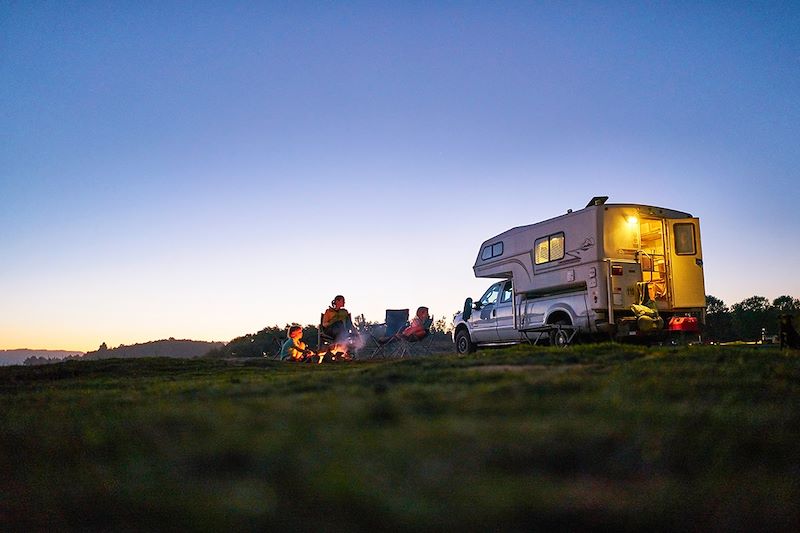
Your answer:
673;224;696;255
481;242;504;260
534;233;565;264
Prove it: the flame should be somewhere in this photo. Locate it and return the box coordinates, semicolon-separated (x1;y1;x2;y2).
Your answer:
315;343;352;363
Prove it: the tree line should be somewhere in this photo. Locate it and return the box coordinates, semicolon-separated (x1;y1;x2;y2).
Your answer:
705;294;800;342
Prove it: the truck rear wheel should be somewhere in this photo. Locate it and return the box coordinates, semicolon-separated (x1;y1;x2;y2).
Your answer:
455;329;475;355
549;319;572;348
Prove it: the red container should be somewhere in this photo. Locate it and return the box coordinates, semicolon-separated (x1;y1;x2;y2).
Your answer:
668;316;700;332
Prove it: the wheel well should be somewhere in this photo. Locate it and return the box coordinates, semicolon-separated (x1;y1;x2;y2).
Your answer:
455;324;470;336
546;310;572;326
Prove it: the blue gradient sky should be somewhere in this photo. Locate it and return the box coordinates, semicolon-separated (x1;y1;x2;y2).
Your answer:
2;2;799;350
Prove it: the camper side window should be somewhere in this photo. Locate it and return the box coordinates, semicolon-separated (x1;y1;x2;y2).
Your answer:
481;242;504;260
534;233;565;264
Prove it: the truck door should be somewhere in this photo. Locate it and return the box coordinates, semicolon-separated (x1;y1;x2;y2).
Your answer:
471;282;502;342
494;280;523;341
666;218;705;308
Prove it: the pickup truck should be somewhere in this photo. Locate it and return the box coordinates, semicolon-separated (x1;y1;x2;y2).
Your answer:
452;279;578;354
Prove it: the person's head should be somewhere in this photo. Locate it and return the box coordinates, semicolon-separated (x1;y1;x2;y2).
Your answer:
331;295;345;309
416;306;429;319
288;325;303;339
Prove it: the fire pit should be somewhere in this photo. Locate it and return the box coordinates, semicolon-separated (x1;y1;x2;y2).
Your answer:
315;343;354;363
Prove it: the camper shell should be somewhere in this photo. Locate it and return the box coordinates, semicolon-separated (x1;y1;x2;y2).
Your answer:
453;196;706;353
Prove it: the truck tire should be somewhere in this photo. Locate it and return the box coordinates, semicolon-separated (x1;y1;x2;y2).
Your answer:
549;319;572;348
455;329;475;355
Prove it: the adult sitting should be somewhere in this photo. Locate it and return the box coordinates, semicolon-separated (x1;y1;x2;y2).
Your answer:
399;306;430;340
321;295;354;343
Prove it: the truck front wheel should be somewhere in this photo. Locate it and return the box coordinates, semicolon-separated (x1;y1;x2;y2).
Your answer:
455;329;475;355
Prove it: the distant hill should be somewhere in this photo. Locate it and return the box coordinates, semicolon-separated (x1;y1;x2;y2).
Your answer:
82;339;224;361
0;349;85;366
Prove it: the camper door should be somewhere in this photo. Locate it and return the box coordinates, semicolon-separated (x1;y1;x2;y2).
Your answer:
667;218;705;308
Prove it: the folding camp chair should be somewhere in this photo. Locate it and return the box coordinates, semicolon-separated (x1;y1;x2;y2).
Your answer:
318;313;334;350
369;309;409;358
393;315;435;357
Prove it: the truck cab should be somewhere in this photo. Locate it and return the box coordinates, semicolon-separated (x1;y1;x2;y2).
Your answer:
460;280;523;345
453;278;581;354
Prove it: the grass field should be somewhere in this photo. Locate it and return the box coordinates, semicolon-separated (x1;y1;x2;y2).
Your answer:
2;344;799;531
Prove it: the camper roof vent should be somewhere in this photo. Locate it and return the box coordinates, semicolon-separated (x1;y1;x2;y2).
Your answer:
586;196;608;207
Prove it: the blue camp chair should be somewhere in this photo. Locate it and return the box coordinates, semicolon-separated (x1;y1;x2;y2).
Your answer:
369;309;409;359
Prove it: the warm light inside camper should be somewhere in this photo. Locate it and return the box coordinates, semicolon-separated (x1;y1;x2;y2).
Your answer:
627;215;638;226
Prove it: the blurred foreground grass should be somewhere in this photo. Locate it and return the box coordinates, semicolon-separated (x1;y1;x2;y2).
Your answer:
2;344;799;531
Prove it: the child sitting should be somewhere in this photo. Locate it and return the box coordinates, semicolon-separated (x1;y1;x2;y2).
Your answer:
280;325;312;362
400;306;430;340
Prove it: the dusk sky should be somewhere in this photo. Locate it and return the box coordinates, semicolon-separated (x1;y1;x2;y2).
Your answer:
2;2;799;351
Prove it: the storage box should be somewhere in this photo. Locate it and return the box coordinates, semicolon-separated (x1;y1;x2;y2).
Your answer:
668;316;700;332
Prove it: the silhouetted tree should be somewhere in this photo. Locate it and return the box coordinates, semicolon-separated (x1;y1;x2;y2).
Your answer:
705;295;728;315
731;296;772;341
211;324;324;359
773;295;800;314
705;295;733;341
432;316;453;334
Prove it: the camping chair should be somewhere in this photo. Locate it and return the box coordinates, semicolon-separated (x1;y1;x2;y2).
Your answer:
318;313;334;351
268;337;283;360
368;309;409;359
393;315;435;358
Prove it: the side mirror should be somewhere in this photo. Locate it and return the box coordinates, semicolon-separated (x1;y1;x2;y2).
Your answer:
462;298;473;320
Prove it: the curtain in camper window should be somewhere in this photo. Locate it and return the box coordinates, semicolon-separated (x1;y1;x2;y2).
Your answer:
535;238;549;264
550;234;564;260
673;224;696;255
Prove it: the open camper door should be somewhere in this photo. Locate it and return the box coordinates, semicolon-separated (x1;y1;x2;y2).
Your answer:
667;218;705;308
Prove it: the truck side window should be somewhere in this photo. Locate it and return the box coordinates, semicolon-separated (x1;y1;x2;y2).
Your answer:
534;232;565;264
480;283;501;306
500;281;513;303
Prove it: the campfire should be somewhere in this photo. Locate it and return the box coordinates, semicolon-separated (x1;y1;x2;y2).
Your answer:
314;343;353;363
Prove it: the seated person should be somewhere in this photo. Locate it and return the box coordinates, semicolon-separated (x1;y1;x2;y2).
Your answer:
321;295;354;343
399;306;430;341
280;325;312;362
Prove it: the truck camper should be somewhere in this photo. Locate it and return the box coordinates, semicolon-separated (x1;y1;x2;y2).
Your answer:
452;196;706;353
